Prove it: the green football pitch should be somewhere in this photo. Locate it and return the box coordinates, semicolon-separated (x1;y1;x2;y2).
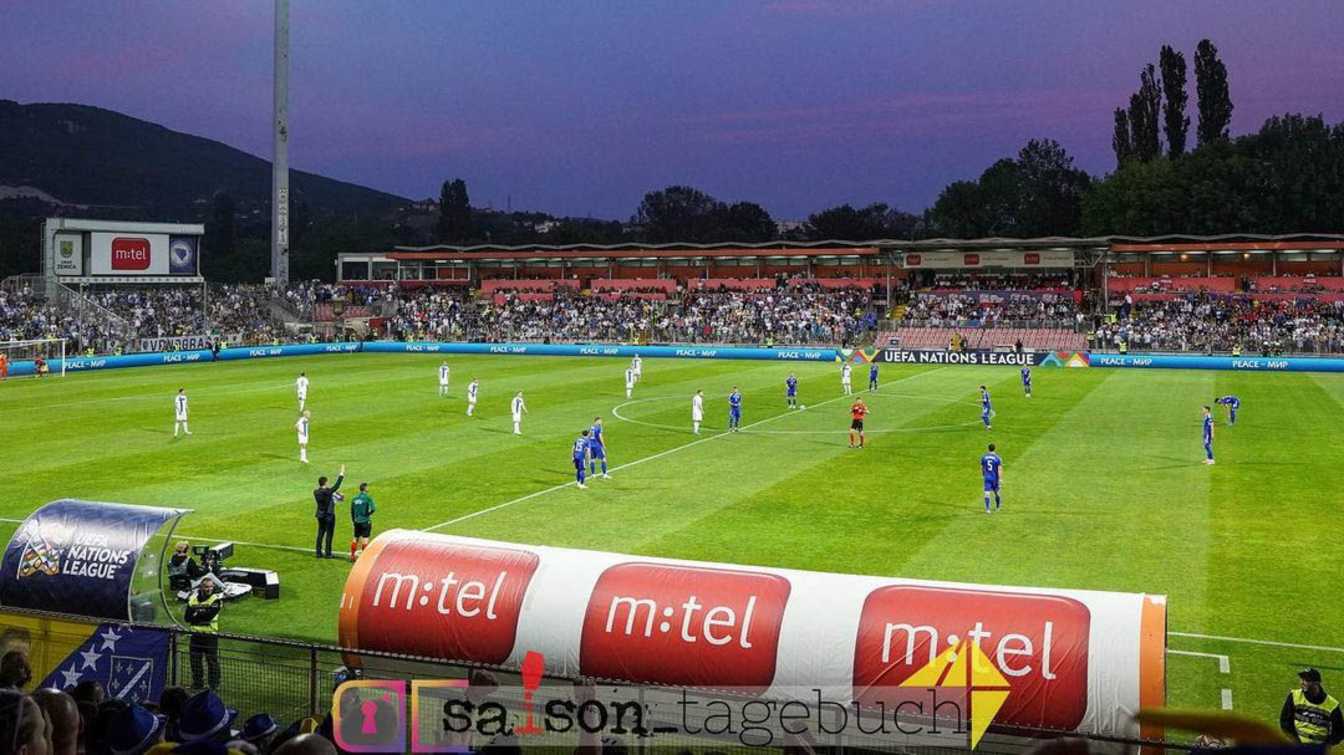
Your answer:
4;353;1343;725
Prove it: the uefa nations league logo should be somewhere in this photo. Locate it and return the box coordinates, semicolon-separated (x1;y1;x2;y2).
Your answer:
18;520;72;578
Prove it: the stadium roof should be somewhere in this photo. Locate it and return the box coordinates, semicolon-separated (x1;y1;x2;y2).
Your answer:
381;234;1344;262
387;242;883;261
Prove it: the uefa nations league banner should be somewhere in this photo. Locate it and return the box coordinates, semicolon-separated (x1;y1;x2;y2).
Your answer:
0;500;185;621
878;349;1047;366
339;530;1166;741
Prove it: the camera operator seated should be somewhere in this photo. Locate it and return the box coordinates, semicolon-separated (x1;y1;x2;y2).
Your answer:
167;541;204;591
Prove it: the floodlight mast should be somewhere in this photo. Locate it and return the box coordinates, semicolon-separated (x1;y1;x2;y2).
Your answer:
271;0;290;284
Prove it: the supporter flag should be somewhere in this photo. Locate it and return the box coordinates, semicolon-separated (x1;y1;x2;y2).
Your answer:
37;622;170;704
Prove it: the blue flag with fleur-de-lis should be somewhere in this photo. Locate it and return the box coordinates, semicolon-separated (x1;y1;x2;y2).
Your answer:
38;622;170;704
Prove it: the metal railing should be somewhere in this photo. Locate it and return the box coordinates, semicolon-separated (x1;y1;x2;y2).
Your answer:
0;604;1189;752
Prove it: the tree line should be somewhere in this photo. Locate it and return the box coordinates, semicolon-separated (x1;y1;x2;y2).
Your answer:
419;38;1340;249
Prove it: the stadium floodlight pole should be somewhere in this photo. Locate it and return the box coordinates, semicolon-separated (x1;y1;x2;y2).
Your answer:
271;0;290;285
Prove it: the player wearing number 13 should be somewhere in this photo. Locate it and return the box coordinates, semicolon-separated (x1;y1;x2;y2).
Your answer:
573;430;591;489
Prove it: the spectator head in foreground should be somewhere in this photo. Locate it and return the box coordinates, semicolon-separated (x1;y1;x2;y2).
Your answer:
239;713;279;750
70;680;105;708
176;690;238;743
0;649;33;690
273;732;337;755
0;689;50;755
30;689;79;755
103;700;165;755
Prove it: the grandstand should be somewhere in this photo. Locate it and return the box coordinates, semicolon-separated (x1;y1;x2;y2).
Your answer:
8;234;1344;357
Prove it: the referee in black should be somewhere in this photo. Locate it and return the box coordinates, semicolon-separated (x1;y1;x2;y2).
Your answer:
313;464;345;558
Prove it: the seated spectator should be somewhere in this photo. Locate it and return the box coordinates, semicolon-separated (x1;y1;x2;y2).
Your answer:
103;700;167;754
238;713;279;752
175;690;238;743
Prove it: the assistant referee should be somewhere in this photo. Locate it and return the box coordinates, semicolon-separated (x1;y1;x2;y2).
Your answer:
313;464;345;559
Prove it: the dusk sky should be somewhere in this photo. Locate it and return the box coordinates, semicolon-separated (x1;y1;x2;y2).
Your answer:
5;1;1343;219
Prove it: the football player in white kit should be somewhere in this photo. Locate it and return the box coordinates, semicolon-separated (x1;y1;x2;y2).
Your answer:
631;354;643;381
624;367;636;399
173;388;192;437
692;389;704;434
466;378;479;416
511;391;528;435
296;372;309;411
296;409;311;463
438;362;451;397
841;362;853;395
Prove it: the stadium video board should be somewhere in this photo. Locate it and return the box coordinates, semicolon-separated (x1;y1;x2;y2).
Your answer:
88;232;198;275
43;218;204;281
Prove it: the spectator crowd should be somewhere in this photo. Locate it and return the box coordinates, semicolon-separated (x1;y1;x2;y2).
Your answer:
387;282;878;346
7;276;1344;355
901;291;1080;328
1094;293;1344;354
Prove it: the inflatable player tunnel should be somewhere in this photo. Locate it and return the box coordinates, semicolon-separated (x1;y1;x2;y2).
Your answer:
0;499;189;623
339;530;1166;742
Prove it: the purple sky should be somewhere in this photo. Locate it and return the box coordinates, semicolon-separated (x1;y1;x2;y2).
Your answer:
5;0;1342;219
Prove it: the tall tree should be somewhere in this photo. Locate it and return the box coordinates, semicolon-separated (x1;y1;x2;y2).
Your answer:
712;201;777;242
1194;39;1233;146
1128;64;1163;162
1014;138;1092;236
926;181;987;238
1112;108;1134;168
805;203;920;240
633;185;723;242
436;178;472;242
1159;45;1190;157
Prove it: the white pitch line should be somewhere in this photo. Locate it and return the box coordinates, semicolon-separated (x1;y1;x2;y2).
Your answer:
1170;631;1344;654
424;368;947;532
1168;650;1233;711
1168;650;1230;674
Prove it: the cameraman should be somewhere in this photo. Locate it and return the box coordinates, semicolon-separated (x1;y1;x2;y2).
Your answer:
168;541;203;591
184;579;222;690
313;464;345;559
